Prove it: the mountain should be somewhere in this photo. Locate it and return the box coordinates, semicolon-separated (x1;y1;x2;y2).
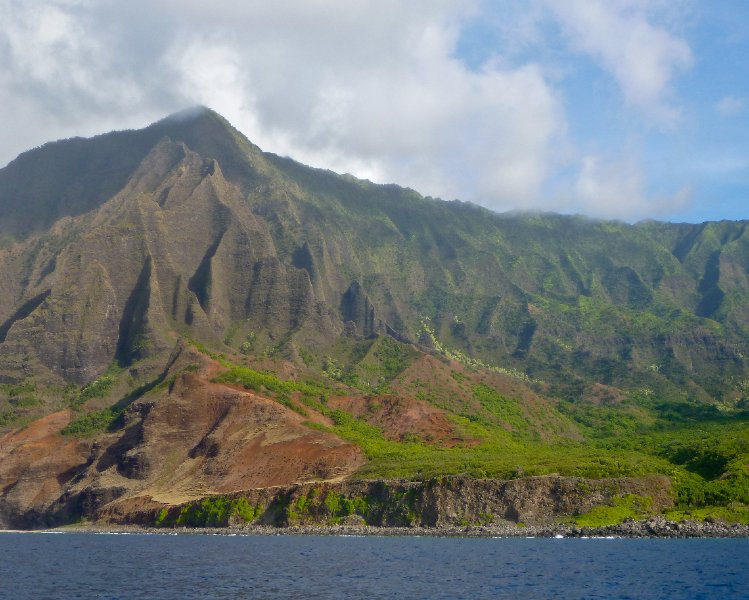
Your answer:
0;107;747;529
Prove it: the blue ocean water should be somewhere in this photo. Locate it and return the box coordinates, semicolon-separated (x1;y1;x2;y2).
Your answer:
1;533;747;599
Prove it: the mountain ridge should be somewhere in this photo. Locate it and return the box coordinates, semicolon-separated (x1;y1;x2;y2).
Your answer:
1;108;748;395
0;108;748;529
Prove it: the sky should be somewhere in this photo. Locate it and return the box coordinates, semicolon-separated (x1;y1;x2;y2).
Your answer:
0;0;746;223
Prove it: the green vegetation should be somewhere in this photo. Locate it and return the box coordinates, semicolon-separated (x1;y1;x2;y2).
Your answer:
569;494;653;527
0;380;48;428
0;381;37;399
471;384;528;432
185;336;222;360
62;407;123;437
560;398;749;514
306;403;666;481
358;337;418;392
69;364;122;409
0;381;39;417
298;346;314;366
0;410;31;429
153;374;177;393
208;352;749;521
239;332;256;355
664;505;749;525
62;369;170;438
417;318;537;384
317;337;419;392
5;109;749;528
212;362;327;415
287;488;372;524
70;375;115;408
156;496;263;527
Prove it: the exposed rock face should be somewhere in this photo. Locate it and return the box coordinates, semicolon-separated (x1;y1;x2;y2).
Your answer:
341;281;377;338
0;411;90;528
100;474;673;528
0;107;747;401
1;107;748;530
0;350;365;529
115;366;364;497
0;135;331;384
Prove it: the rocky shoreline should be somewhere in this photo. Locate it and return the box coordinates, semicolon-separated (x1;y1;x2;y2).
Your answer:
41;516;749;538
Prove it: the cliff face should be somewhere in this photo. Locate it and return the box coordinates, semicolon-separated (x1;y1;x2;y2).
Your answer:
0;411;89;528
1;108;748;401
0;108;748;529
100;474;673;529
0;135;323;385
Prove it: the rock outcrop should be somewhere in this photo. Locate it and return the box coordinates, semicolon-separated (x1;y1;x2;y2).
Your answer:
0;348;365;529
100;474;673;529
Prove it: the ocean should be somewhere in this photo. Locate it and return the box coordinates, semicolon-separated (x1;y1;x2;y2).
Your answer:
1;532;747;599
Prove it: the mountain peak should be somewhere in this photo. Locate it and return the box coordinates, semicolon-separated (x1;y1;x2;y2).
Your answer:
0;106;265;236
148;106;268;185
152;105;233;136
160;105;213;123
149;106;236;142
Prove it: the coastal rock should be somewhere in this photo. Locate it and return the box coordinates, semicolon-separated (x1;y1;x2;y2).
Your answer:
106;474;674;529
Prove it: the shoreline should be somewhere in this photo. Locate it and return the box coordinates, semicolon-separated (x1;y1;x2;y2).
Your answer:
6;516;748;539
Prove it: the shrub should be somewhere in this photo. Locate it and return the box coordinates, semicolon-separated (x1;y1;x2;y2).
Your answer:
62;407;123;437
157;496;263;527
70;374;116;409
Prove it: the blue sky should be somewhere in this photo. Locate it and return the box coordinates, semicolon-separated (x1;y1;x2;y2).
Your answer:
455;0;749;222
0;0;746;223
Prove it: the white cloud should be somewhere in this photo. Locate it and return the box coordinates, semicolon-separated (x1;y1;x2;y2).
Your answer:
0;1;150;118
571;153;691;219
716;95;746;116
157;1;566;206
545;0;692;124
0;0;699;221
0;0;564;209
0;0;568;213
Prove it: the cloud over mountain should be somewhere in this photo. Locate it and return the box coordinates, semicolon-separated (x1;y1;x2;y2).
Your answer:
0;0;725;220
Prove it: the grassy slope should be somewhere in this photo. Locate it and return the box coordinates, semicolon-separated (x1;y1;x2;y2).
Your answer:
197;339;749;522
257;150;749;406
36;330;747;527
